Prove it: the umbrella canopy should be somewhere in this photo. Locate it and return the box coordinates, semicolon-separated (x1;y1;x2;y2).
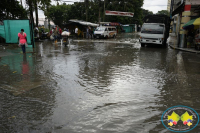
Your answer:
182;17;200;30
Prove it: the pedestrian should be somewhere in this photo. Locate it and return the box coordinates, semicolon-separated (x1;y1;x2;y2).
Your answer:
34;26;39;39
50;28;54;35
75;27;78;38
86;27;89;39
59;27;62;39
93;27;96;38
18;29;28;54
89;26;92;38
41;28;45;39
187;29;194;48
195;29;200;50
53;27;59;42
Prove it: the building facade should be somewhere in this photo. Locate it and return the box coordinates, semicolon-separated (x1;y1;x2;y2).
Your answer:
170;0;200;48
167;0;172;12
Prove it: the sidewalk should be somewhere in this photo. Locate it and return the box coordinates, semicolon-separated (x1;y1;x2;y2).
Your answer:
168;33;200;54
0;44;35;57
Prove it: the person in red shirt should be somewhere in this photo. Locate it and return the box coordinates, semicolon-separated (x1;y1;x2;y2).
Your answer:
18;29;27;54
59;27;62;39
50;28;54;35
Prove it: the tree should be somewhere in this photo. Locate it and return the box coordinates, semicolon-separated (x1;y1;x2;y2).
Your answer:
26;0;34;25
36;0;51;27
45;0;144;25
0;0;27;21
104;0;144;25
142;9;153;18
45;4;71;26
156;10;169;16
34;0;39;27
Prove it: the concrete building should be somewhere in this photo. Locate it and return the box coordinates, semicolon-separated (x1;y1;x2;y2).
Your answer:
167;0;171;12
170;0;200;48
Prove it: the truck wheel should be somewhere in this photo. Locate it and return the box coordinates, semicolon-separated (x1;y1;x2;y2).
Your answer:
113;35;116;38
105;35;108;39
141;43;145;47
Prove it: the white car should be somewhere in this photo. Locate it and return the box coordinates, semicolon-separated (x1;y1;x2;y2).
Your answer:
94;26;117;39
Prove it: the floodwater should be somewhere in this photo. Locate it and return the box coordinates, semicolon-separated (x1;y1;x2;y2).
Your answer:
1;33;200;133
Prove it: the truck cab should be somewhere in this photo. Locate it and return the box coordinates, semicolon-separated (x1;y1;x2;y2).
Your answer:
139;23;166;47
139;15;170;47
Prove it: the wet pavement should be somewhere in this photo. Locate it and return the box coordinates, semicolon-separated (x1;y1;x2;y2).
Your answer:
1;33;200;132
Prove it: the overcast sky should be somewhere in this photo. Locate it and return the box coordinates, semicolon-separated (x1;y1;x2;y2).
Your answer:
142;0;168;13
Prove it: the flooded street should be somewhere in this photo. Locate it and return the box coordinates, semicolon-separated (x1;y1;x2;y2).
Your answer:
1;33;200;132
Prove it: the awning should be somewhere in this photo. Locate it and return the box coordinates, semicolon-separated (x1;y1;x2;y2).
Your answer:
182;17;200;30
69;19;98;27
172;3;185;16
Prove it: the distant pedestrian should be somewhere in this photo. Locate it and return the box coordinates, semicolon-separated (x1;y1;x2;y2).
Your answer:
187;30;194;48
34;26;39;38
75;27;78;38
53;27;59;42
50;28;54;35
59;27;62;39
18;29;28;54
86;27;89;39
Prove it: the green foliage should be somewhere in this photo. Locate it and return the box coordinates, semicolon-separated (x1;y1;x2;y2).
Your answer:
105;0;144;25
46;0;144;26
156;10;170;16
0;0;27;21
45;4;72;26
142;9;153;18
38;0;51;11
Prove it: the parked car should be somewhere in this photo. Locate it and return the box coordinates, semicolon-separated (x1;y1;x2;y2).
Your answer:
94;26;117;39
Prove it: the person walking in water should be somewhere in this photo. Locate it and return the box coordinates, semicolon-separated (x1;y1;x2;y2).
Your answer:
18;29;27;54
75;27;78;38
53;27;59;43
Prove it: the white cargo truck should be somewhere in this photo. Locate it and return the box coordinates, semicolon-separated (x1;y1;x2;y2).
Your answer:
139;15;170;47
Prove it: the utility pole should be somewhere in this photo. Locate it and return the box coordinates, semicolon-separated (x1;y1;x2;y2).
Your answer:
34;0;38;27
103;0;105;22
98;0;102;23
46;5;50;30
28;0;35;48
85;0;88;21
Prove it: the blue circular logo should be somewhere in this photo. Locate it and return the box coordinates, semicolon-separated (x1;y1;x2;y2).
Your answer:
161;105;199;132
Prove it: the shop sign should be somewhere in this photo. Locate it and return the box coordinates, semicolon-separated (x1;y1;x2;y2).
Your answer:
186;0;200;5
105;11;134;17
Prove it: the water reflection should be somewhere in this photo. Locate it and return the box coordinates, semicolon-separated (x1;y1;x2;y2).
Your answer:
77;42;138;96
1;35;200;132
0;45;56;132
22;54;30;80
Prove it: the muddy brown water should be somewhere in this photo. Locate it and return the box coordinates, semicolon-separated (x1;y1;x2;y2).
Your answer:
1;33;200;132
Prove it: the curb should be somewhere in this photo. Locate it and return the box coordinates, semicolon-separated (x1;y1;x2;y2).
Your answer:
169;44;200;54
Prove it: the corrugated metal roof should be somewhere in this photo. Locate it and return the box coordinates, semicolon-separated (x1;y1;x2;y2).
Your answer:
69;19;98;27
